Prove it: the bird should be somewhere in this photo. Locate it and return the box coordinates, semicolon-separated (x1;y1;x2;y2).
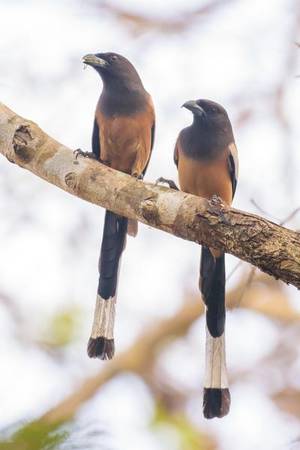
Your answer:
159;99;238;418
80;52;155;360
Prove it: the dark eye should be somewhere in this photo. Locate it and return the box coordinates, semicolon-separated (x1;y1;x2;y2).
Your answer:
111;55;118;61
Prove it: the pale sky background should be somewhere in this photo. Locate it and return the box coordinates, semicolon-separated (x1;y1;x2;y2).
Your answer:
0;0;300;449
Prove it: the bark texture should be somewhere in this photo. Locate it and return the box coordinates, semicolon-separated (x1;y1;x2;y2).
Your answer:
1;102;300;288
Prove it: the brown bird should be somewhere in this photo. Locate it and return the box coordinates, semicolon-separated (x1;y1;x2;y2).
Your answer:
81;52;155;360
160;99;238;418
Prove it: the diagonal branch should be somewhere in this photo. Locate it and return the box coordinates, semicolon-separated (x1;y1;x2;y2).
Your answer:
30;274;300;425
1;102;300;288
92;0;235;35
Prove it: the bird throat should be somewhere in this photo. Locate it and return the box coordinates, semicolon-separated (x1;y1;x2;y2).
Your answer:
182;121;233;161
100;83;147;117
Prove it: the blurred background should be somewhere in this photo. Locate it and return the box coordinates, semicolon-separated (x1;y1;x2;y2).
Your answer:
1;0;300;449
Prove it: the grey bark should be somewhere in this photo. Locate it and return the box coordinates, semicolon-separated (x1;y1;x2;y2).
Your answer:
0;102;300;288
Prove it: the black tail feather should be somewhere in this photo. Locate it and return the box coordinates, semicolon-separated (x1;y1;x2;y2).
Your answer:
200;246;230;418
200;246;225;338
203;388;230;419
98;211;128;300
87;337;115;360
88;211;127;359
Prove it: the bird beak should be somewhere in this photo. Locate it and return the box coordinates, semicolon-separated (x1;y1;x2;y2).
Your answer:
82;54;108;68
182;101;205;116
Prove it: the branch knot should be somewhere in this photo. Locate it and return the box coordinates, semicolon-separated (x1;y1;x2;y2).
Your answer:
13;124;34;163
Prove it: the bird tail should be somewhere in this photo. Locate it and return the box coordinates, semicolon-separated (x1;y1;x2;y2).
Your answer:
87;210;127;360
200;246;230;419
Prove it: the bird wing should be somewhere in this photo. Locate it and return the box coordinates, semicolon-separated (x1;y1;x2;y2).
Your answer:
92;118;101;160
173;139;179;167
227;142;239;198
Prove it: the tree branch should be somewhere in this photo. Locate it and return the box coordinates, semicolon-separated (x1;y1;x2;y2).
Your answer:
91;0;235;35
1;102;300;288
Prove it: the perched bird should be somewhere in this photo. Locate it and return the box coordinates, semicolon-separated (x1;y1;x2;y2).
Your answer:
161;99;238;418
81;52;155;360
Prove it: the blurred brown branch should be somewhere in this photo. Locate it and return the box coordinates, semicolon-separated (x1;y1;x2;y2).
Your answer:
1;103;300;288
92;0;235;35
30;272;297;425
273;389;300;418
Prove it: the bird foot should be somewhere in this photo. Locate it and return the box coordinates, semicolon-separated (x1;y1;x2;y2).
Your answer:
131;172;144;180
73;148;97;160
155;177;179;191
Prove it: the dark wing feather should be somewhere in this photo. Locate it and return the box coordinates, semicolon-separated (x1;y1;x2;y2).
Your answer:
150;121;155;152
174;139;179;167
92;118;101;160
227;143;239;198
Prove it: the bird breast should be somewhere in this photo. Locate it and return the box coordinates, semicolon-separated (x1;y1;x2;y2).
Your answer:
96;110;152;175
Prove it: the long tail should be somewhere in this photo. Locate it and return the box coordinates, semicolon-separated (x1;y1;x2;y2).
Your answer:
200;246;230;419
87;210;127;360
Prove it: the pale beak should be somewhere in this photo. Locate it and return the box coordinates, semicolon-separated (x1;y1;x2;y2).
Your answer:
82;54;108;68
182;100;206;116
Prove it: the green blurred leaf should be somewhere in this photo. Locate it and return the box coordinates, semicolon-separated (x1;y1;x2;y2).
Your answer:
41;306;81;348
0;420;108;450
0;422;68;450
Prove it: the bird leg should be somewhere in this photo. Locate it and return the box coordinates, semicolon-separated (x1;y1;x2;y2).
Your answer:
131;170;144;181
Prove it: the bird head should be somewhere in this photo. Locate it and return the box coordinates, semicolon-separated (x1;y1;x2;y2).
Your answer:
82;52;143;89
182;99;229;127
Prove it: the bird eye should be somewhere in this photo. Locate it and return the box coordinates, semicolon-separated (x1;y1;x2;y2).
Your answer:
111;55;118;61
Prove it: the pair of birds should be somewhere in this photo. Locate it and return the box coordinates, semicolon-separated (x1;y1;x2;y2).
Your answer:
80;52;238;419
